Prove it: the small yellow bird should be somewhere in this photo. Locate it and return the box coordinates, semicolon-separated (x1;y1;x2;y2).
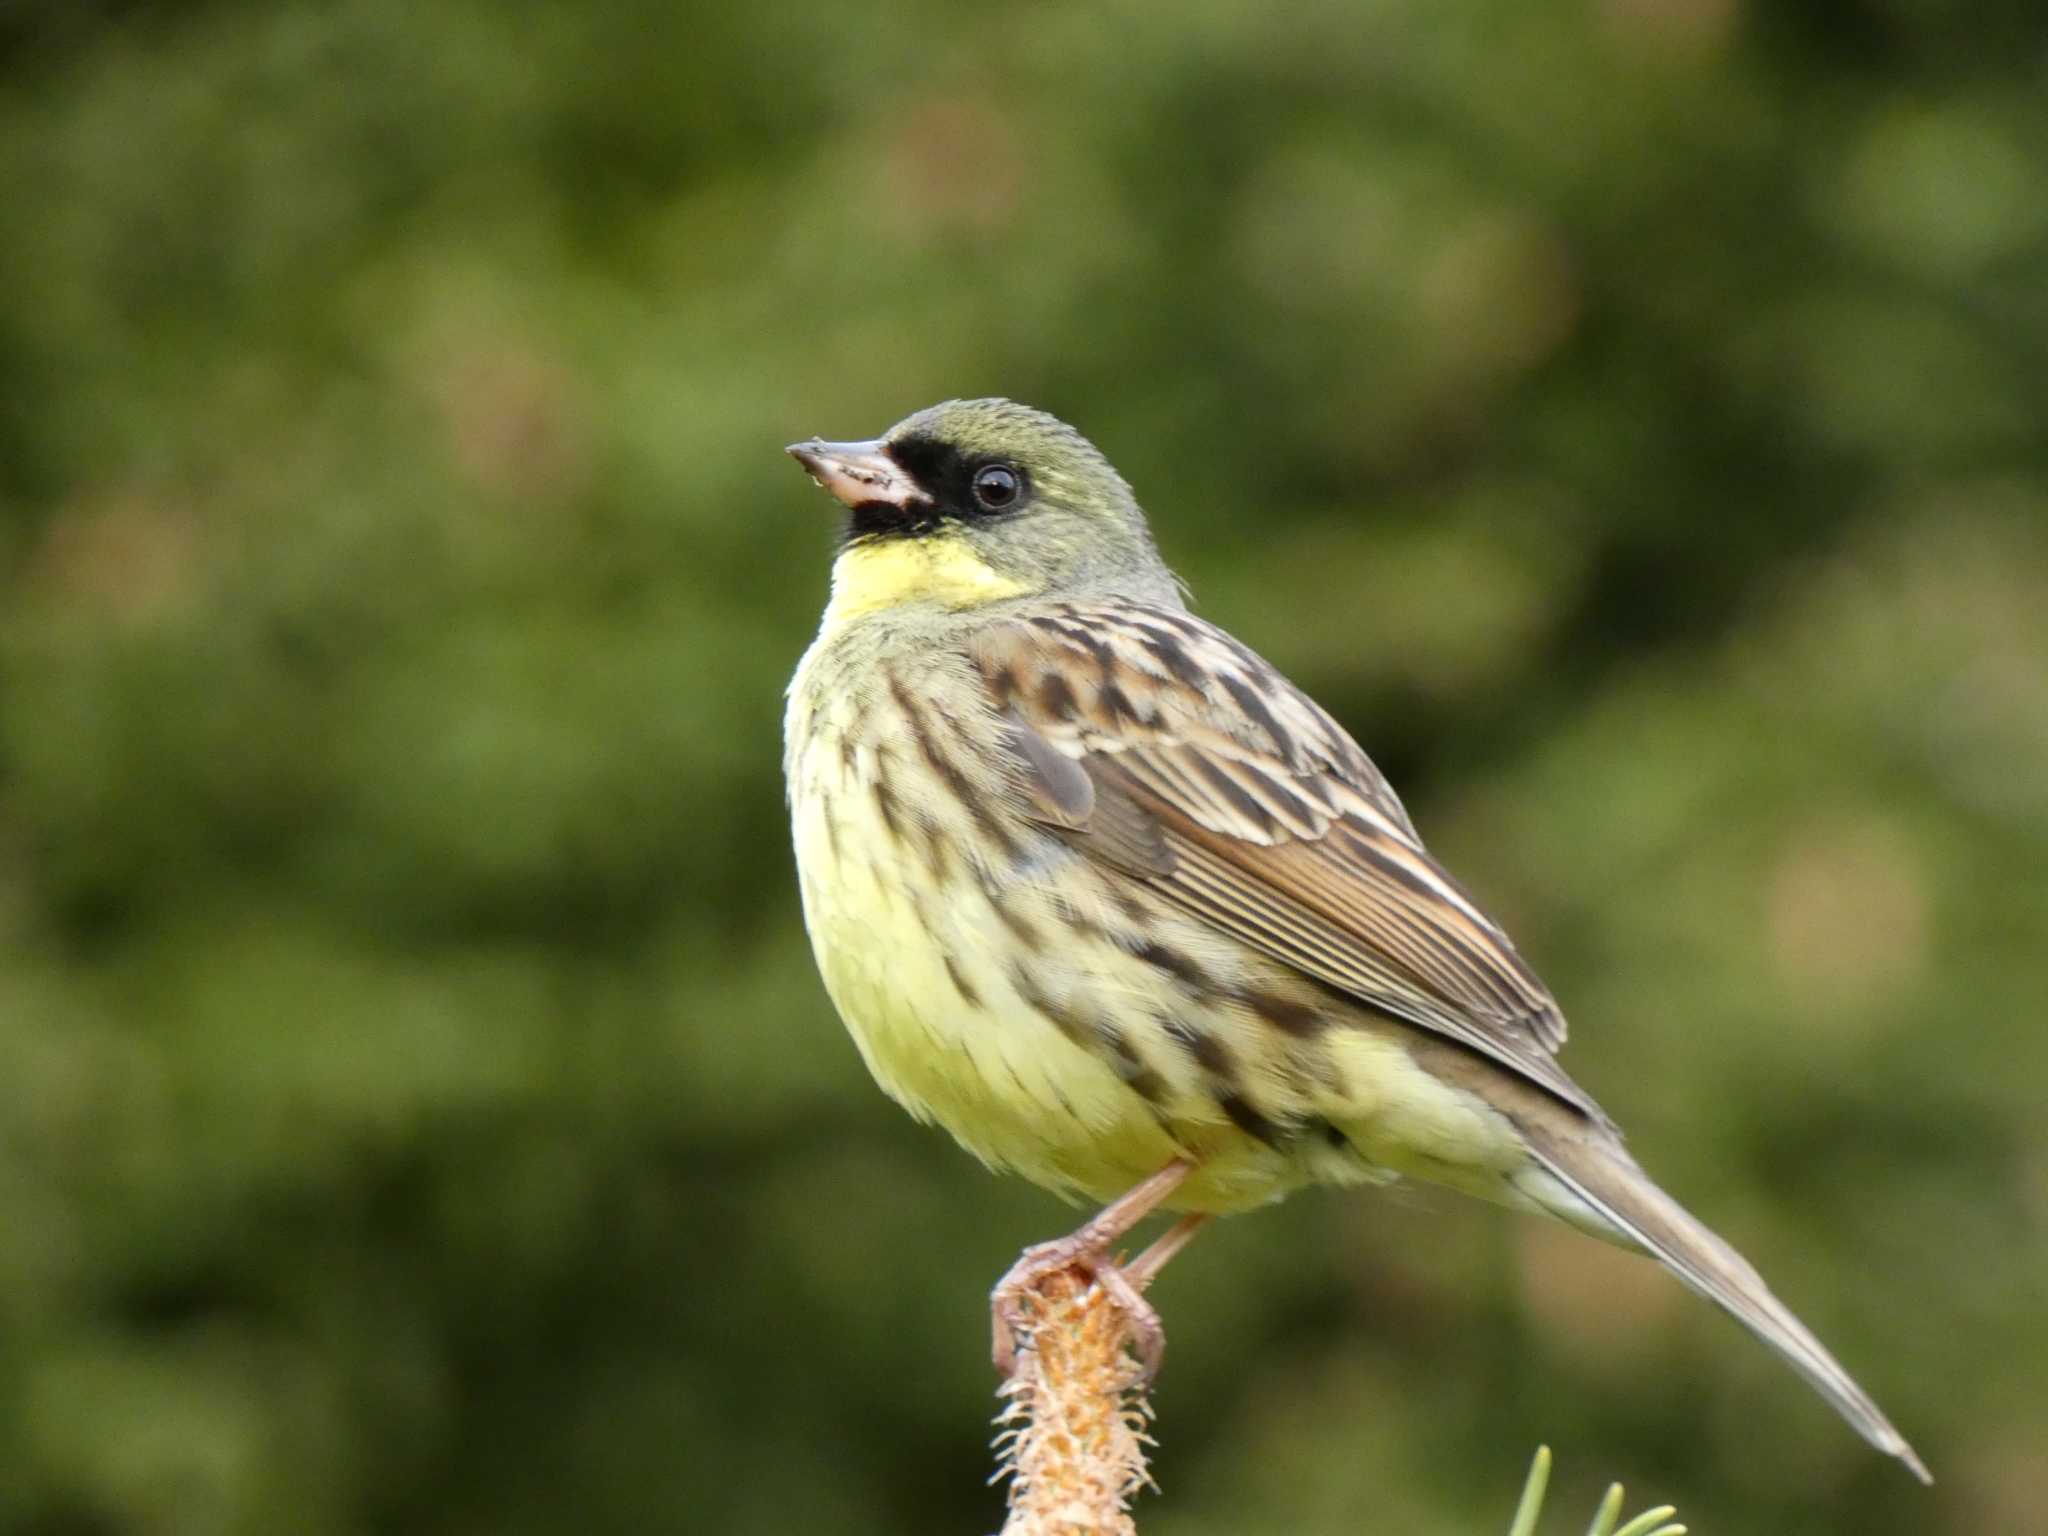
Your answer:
782;398;1926;1482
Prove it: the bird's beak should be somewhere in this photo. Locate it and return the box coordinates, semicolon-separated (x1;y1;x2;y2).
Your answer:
786;438;916;509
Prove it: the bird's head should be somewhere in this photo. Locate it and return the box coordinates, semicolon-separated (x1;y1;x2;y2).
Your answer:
788;399;1179;623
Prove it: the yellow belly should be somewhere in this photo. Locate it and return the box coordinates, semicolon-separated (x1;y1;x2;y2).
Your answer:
785;665;1535;1217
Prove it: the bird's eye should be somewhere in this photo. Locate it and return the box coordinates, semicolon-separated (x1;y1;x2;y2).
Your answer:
972;463;1022;511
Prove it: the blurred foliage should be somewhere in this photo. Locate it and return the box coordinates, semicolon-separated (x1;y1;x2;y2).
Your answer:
1;1;2045;1533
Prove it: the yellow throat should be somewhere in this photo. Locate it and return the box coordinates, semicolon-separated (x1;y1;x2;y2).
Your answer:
824;534;1032;626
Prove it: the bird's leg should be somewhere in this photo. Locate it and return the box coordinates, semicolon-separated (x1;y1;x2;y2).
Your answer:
1090;1213;1213;1380
991;1159;1193;1378
1124;1213;1212;1291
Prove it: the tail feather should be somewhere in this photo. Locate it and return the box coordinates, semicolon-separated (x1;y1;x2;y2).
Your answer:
1520;1127;1930;1484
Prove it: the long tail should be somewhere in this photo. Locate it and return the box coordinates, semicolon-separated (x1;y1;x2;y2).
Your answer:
1517;1123;1930;1483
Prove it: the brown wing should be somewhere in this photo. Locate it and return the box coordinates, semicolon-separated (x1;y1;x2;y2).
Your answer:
974;601;1595;1116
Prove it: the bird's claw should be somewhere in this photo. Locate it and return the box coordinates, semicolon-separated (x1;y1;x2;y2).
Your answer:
990;1238;1165;1382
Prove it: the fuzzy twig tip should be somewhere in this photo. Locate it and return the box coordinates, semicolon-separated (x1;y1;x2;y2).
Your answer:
994;1267;1155;1536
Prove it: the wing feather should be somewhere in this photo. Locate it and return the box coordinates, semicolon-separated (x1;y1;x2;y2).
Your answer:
976;603;1592;1115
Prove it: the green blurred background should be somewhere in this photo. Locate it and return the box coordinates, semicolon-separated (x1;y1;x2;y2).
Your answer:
2;2;2045;1532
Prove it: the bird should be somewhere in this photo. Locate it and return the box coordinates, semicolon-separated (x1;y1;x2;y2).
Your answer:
781;397;1928;1482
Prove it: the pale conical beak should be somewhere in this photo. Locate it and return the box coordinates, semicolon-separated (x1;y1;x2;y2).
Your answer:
786;437;916;509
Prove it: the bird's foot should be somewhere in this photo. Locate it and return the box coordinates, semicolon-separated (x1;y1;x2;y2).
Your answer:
988;1159;1195;1382
989;1238;1164;1382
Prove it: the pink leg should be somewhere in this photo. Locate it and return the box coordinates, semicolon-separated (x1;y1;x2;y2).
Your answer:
990;1160;1193;1377
1103;1214;1213;1380
1125;1213;1212;1291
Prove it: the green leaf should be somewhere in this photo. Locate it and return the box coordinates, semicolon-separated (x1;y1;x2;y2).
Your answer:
1508;1446;1553;1536
1501;1449;1687;1536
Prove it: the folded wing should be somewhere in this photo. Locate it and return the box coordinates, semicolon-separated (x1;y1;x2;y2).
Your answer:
974;602;1594;1116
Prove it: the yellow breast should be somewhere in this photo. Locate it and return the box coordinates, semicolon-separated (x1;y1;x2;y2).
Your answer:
783;623;1533;1215
784;641;1188;1200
